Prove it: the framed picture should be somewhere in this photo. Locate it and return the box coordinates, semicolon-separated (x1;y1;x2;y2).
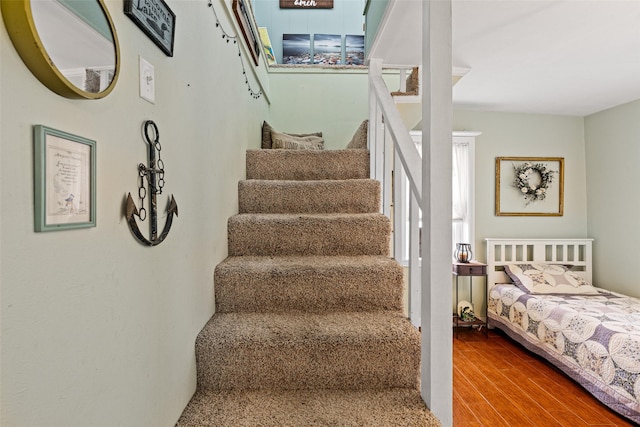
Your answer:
495;157;564;216
258;27;277;65
34;125;96;231
124;0;176;57
282;34;311;64
313;34;342;65
345;35;365;65
233;0;260;66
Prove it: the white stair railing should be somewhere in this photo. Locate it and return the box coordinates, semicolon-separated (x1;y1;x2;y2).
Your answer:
368;58;423;327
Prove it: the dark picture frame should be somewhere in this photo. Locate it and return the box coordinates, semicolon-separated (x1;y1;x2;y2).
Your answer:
233;0;260;66
124;0;176;57
495;156;564;217
33;125;97;231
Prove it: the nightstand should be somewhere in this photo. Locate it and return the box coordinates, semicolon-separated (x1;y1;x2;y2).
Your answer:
452;261;488;337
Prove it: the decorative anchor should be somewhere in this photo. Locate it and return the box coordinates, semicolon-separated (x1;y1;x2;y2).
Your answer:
126;120;178;246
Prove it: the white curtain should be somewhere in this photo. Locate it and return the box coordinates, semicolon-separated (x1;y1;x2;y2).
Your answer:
452;141;469;250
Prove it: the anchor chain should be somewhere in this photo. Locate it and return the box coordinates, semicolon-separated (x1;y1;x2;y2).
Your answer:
136;164;147;221
135;122;166;221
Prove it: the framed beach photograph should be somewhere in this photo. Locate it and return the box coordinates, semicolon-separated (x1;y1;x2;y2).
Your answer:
313;34;342;65
34;125;96;231
495;156;564;216
345;35;365;65
282;34;311;64
124;0;176;56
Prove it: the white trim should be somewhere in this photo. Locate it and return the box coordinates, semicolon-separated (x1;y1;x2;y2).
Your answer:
485;238;594;295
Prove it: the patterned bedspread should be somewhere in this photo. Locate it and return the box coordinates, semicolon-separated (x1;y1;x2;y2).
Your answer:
488;284;640;424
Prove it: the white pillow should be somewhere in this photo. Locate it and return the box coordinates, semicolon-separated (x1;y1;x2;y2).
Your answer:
271;130;324;150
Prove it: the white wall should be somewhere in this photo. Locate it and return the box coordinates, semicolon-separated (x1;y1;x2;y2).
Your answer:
453;110;589;263
585;100;640;297
0;1;268;425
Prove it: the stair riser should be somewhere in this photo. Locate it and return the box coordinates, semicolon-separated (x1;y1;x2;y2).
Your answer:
196;340;420;391
246;149;370;181
214;259;403;313
238;180;380;214
228;215;390;256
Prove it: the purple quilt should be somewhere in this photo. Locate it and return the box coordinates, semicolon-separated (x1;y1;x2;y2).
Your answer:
488;284;640;424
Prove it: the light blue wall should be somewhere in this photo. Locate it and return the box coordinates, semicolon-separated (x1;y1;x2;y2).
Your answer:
252;0;365;64
363;0;388;57
268;67;368;149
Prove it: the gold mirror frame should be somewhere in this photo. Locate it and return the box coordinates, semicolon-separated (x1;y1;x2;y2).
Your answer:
1;0;120;99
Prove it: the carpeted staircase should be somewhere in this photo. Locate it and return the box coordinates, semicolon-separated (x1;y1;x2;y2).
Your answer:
176;149;441;426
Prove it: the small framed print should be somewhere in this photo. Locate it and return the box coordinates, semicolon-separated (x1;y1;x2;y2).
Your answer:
495;156;564;216
34;125;96;231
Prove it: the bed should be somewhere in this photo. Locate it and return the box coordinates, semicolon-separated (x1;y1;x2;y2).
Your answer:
485;238;640;424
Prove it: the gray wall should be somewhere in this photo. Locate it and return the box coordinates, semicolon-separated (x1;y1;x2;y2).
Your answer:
0;1;268;425
453;110;589;263
585;99;640;296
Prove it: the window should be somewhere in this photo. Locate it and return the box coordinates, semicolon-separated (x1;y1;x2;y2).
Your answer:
452;133;477;257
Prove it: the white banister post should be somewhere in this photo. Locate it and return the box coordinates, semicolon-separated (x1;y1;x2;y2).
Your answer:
382;125;393;218
408;192;421;327
394;161;408;263
368;59;384;187
421;1;453;426
399;68;407;92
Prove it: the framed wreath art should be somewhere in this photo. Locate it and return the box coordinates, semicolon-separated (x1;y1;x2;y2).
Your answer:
495;157;564;216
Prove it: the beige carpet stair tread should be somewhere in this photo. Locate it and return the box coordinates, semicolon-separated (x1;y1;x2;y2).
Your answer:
238;179;380;214
228;213;391;256
246;149;370;181
215;255;403;313
195;311;420;391
176;388;442;427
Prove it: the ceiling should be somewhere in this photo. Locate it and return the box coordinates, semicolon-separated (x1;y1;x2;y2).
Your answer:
368;0;640;116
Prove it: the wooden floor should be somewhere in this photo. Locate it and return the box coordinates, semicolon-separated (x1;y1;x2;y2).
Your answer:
453;327;637;427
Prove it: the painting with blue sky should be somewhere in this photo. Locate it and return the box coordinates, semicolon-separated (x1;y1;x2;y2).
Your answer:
313;34;342;65
282;34;311;64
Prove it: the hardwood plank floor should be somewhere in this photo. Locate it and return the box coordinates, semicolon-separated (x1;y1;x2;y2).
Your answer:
453;328;638;427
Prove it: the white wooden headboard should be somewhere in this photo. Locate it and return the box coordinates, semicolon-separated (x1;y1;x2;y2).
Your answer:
485;238;593;291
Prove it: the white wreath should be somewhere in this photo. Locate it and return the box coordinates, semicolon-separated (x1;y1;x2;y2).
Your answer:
513;162;556;203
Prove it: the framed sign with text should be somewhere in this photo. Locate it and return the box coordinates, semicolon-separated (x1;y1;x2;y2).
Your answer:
33;125;96;231
124;0;176;56
280;0;333;9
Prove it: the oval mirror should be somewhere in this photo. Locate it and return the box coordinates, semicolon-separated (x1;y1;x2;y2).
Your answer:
1;0;120;99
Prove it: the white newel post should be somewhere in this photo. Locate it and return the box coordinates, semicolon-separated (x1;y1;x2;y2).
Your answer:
421;1;453;426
